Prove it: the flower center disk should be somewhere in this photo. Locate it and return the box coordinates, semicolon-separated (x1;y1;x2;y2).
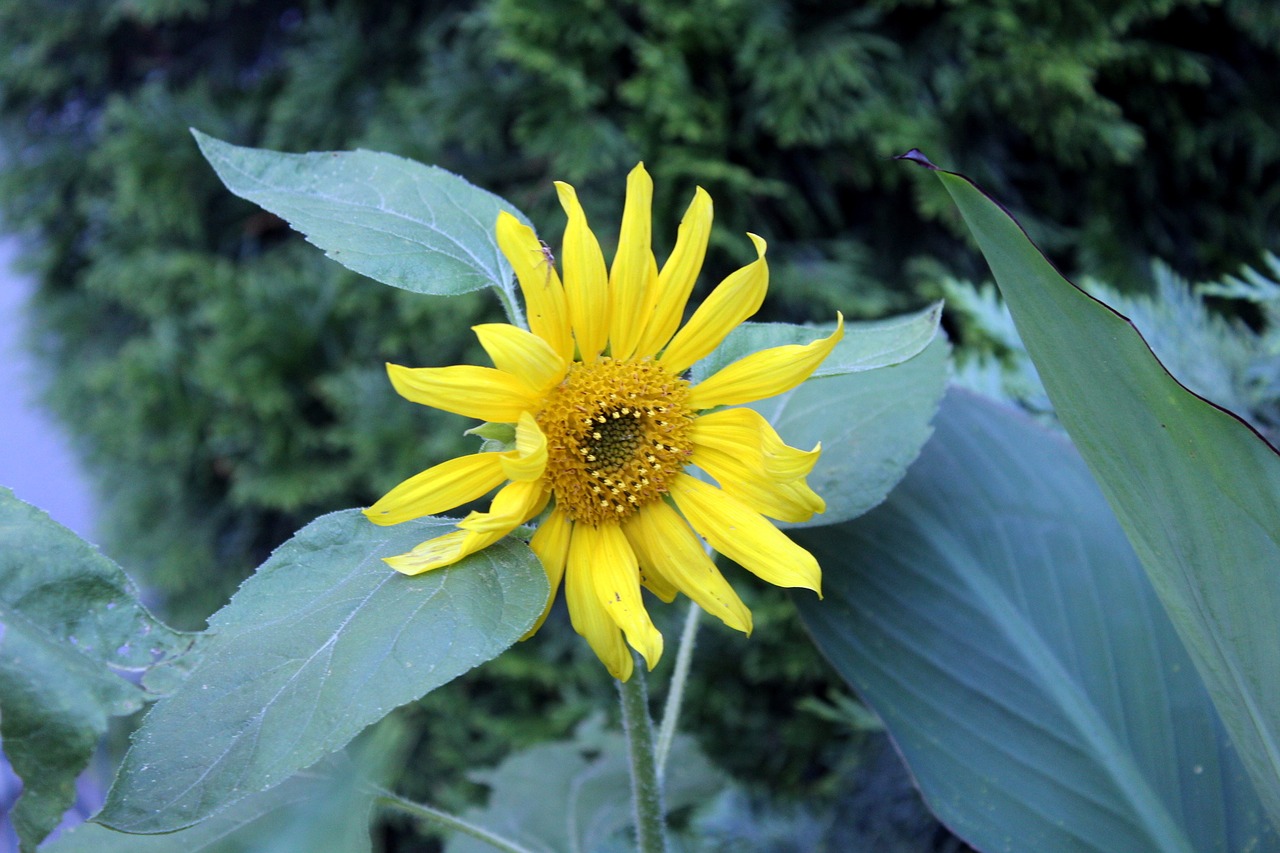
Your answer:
537;357;695;525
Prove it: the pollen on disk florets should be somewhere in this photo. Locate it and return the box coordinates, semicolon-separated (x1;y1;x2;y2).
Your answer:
536;357;695;526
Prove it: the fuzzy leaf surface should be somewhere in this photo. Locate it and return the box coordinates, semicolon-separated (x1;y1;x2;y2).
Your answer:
97;510;547;833
45;742;395;853
193;131;527;299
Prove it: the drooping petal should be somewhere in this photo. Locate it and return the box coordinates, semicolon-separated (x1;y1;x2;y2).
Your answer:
634;187;713;357
523;505;572;639
692;446;825;522
761;439;822;482
691;407;820;480
576;522;663;671
496;211;573;362
686;313;844;410
660;234;768;374
609;163;657;360
669;473;822;594
473;323;567;392
364;452;507;526
624;500;752;634
637;555;678;603
383;529;476;576
457;478;549;534
500;412;548;482
556;181;610;359
387;362;541;423
566;525;634;681
383;480;547;576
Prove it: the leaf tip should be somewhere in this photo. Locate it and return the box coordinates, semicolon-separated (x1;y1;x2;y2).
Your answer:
895;149;938;170
189;128;230;164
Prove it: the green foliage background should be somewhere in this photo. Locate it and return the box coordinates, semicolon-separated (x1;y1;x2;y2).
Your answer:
1;0;1277;847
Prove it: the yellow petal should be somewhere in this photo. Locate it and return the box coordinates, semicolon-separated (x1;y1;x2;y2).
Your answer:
576;522;663;671
523;505;572;639
387;362;540;423
496;211;573;362
385;480;547;575
669;473;821;594
364;452;506;526
384;529;477;576
691;407;820;480
457;479;548;534
473;323;566;392
624;501;752;634
638;556;678;603
692;445;824;522
660;233;768;374
609;163;657;360
500;412;548;482
634;187;713;356
686;313;845;410
566;525;634;681
556;181;610;359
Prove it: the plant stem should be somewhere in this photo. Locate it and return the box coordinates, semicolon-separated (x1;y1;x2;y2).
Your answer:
617;660;668;853
655;602;701;780
375;788;537;853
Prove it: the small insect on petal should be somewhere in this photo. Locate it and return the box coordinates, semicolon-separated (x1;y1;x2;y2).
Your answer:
535;240;556;287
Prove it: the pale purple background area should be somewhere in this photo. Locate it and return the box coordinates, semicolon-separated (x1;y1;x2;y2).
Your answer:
0;235;97;540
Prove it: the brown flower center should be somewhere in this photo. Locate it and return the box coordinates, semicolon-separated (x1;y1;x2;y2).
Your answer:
536;357;694;525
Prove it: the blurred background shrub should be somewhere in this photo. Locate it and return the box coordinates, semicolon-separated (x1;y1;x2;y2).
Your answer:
2;0;1277;847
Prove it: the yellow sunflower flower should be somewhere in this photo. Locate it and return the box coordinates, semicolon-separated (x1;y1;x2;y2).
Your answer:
365;164;843;681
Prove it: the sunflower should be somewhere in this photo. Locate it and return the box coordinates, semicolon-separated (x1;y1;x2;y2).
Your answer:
365;164;843;681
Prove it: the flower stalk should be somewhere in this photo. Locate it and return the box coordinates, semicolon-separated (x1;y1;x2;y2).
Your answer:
655;602;701;780
617;658;668;853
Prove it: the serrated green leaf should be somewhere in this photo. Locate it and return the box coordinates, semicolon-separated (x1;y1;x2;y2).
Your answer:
797;392;1276;853
445;717;723;853
0;489;196;853
919;157;1280;826
191;130;529;300
96;510;548;834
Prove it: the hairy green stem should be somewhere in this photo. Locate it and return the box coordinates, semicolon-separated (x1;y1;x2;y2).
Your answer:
495;281;527;330
375;788;536;853
655;602;701;780
617;661;668;853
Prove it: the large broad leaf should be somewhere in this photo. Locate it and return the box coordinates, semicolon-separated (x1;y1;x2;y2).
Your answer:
797;392;1276;852
0;489;196;852
96;510;547;834
44;723;402;853
693;305;950;527
906;151;1280;824
445;717;723;853
193;131;528;303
